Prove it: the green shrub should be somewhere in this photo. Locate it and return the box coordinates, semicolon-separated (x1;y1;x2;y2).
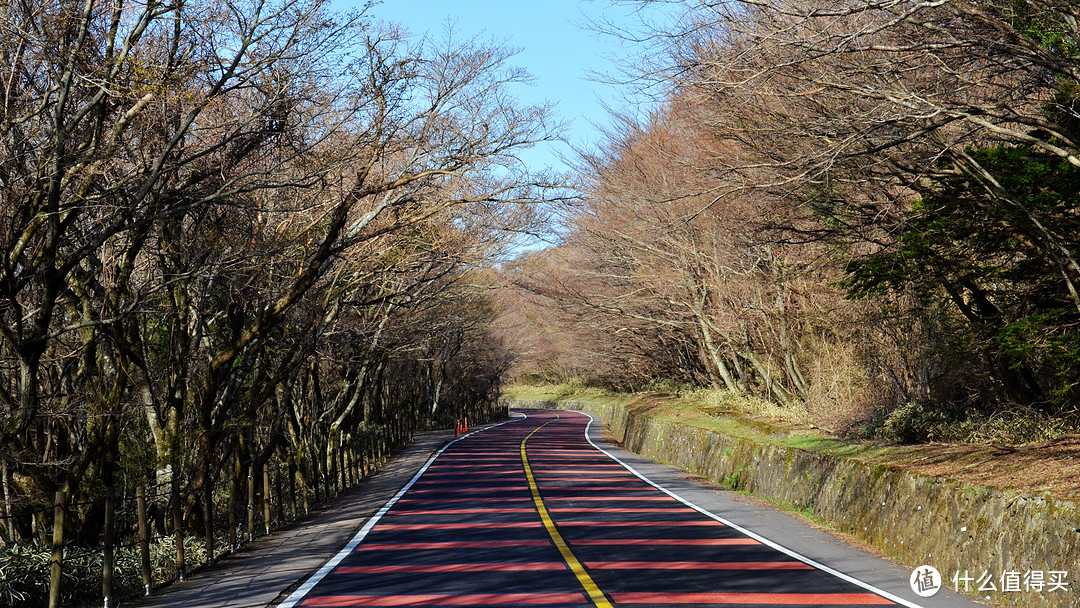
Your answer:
876;401;1072;444
640;378;689;395
684;387;808;425
0;535;208;608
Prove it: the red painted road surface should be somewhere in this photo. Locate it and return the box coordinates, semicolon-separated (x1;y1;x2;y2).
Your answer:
288;410;901;607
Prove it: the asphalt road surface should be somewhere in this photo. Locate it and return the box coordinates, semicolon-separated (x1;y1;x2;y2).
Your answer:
279;409;987;608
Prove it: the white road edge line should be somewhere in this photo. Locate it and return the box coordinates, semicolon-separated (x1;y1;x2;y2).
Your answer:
575;410;928;608
277;417;523;608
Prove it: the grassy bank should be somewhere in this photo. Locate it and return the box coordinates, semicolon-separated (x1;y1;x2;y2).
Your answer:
503;383;1080;501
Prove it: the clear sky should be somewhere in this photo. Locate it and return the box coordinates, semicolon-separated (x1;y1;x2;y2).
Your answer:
337;0;658;175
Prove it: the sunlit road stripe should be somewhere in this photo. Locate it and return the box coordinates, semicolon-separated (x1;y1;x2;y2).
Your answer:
407;486;531;493
376;522;542;531
537;486;660;492
556;520;720;527
375;520;540;531
383;508;536;515
585;561;814;570
527;466;622;470
424;466;523;471
609;592;895;605
336;563;568;573
428;460;524;464
542;496;670;502
395;497;533;504
534;477;640;482
409;483;530;489
435;451;526;455
571;538;759;546
358;540;550;551
548;507;696;513
416;471;522;478
521;415;613;608
301;593;588;606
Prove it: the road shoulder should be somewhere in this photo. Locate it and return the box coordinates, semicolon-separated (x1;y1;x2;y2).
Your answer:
131;429;454;608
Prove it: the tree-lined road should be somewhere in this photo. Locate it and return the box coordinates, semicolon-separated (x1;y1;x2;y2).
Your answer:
280;410;983;608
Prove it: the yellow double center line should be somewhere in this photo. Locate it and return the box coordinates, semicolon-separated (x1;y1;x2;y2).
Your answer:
520;414;613;608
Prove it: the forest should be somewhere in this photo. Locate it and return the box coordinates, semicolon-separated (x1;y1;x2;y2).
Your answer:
502;0;1080;440
0;0;556;604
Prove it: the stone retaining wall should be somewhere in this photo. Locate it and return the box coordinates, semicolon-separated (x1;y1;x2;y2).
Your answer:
507;398;1080;608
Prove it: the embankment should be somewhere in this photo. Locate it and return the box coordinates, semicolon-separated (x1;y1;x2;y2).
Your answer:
505;397;1080;608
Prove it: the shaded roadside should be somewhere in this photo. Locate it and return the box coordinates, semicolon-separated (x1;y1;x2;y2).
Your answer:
128;429;454;608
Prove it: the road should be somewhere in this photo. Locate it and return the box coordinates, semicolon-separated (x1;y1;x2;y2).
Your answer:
279;409;986;608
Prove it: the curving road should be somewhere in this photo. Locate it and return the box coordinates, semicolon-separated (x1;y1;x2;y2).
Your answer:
279;409;984;608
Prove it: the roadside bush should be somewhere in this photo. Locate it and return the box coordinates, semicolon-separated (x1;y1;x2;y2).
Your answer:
545;378;614;399
683;388;808;425
0;536;207;608
0;543;101;607
876;401;1073;445
640;377;690;395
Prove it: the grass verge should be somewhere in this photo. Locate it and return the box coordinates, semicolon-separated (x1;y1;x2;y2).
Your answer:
503;383;1080;501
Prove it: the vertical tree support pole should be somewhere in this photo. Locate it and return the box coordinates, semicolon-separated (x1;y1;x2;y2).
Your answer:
229;462;239;551
103;486;115;608
323;449;333;500
288;459;297;521
343;446;352;488
247;465;255;542
359;437;368;478
274;463;284;526
203;481;214;567
329;445;338;497
350;444;358;484
137;486;152;595
342;446;350;488
171;473;185;581
262;467;271;535
301;467;310;515
2;461;15;541
338;445;346;491
315;455;324;506
48;490;65;608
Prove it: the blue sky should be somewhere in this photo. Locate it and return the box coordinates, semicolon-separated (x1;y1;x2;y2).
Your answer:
340;0;659;174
